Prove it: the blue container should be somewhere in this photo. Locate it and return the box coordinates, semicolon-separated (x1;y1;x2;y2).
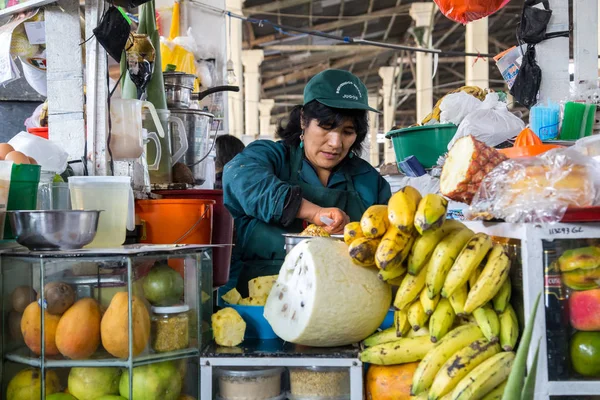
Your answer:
230;304;278;340
379;309;394;331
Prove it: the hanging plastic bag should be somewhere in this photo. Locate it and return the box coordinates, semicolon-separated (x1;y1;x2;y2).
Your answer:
434;0;510;24
160;1;198;88
448;93;525;149
518;0;552;44
439;91;483;125
510;45;541;109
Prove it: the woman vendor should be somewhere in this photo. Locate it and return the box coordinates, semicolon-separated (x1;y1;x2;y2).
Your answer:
222;69;392;296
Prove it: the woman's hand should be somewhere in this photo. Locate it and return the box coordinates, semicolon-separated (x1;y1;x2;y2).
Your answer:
297;199;349;234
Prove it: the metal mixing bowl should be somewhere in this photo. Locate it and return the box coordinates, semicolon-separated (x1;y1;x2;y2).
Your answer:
9;210;101;251
283;234;343;255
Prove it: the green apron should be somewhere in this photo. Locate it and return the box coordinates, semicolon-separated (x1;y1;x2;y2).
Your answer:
236;145;367;295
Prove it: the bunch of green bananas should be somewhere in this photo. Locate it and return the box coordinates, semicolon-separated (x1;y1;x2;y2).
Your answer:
355;189;521;399
558;246;600;291
421;86;489;125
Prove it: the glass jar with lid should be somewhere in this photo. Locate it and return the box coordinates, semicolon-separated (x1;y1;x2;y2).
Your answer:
151;304;189;352
288;366;350;399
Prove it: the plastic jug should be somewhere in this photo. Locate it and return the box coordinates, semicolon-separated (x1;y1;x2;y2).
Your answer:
143;109;187;184
8;131;68;173
69;176;135;248
109;99;165;160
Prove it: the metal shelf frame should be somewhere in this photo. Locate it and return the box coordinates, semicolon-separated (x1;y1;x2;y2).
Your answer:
463;221;600;399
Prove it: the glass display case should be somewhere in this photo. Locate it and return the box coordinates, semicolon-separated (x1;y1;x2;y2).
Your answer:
464;221;600;400
0;244;214;399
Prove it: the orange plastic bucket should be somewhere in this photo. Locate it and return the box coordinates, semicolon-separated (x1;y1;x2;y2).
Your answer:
136;199;215;276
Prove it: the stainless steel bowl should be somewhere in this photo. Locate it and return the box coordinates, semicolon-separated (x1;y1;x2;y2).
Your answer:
9;210;101;251
283;234;343;255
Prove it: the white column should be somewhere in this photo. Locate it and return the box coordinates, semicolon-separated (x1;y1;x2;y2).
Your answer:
258;99;275;138
410;2;435;123
536;0;570;102
226;0;245;138
242;49;264;137
379;67;398;164
465;17;489;88
368;94;380;167
573;0;598;84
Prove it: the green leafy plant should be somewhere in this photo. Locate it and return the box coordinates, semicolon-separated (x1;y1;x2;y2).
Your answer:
502;293;542;400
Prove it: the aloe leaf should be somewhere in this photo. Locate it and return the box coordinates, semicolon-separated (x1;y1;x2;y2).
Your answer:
501;292;541;400
521;339;541;399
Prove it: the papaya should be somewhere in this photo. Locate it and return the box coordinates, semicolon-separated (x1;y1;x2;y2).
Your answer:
563;266;600;291
7;368;61;400
366;363;420;400
101;293;151;358
56;298;101;359
21;301;61;356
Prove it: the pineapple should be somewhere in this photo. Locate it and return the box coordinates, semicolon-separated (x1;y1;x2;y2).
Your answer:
238;296;268;306
221;288;242;305
299;224;330;237
212;307;246;347
248;275;278;298
440;135;507;205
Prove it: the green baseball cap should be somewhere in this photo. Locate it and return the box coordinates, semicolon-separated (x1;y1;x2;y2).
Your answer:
303;69;380;113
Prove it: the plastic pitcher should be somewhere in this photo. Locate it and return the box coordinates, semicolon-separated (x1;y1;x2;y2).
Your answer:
69;176;134;248
109;99;165;160
143;109;187;184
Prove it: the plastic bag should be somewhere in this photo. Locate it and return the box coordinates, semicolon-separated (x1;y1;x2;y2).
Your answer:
518;0;552;45
439;91;482;125
24;103;45;130
160;2;198;88
510;45;541;109
468;148;600;223
8;132;68;173
434;0;510;24
448;93;525;149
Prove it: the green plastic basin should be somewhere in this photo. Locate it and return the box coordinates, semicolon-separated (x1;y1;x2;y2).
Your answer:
4;163;41;239
385;124;458;168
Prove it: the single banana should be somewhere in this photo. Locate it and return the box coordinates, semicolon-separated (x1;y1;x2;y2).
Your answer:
395;309;411;337
411;324;484;396
348;237;380;267
411;393;428;400
343;222;364;246
420;288;440;315
451;352;515;400
429;298;456;343
363;326;401;347
359;335;435;365
448;284;468;317
394;262;429;310
442;233;493;298
481;380;507;400
385;274;406;286
426;229;475;299
499;304;519;351
375;227;413;270
464;245;511;314
361;205;389;239
407;326;430;338
408;220;465;276
468;265;482;290
403;185;423;208
493;279;512;313
388;188;418;233
472;305;500;343
429;339;501;399
414;194;448;235
408;301;429;331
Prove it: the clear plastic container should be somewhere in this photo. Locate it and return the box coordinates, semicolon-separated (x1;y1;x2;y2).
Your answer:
216;367;284;400
288;367;350;399
151;304;190;352
68;176;134;248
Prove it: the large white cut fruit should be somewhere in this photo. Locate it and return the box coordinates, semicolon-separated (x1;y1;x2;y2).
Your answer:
264;238;392;347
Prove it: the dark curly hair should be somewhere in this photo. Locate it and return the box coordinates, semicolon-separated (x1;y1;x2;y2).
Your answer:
276;100;369;156
215;134;245;170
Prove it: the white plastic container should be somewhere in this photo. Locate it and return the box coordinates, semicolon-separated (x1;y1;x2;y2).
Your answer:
288;367;350;399
216;367;284;400
8;132;68;173
109;99;164;160
68;176;134;248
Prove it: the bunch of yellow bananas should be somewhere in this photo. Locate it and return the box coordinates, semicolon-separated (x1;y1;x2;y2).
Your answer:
421;86;489;125
348;186;520;399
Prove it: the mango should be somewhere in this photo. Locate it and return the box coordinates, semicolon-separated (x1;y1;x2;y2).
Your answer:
558;246;600;272
571;331;600;377
119;361;181;400
21;301;61;356
56;298;101;359
7;368;61;400
101;293;150;358
562;266;600;291
68;367;121;400
47;394;77;400
569;288;600;331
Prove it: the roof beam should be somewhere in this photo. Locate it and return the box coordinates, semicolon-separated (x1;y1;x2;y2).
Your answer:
262;44;387;52
263;62;330;89
244;4;410;48
243;0;312;15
